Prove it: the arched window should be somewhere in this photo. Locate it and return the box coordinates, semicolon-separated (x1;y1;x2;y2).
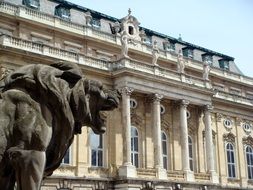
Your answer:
62;148;70;164
90;130;103;167
246;146;253;179
188;136;194;171
131;126;139;167
161;131;168;169
226;143;236;178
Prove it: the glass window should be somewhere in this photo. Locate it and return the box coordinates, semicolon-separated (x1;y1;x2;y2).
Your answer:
55;6;70;20
183;48;194;59
62;148;70;164
202;54;213;65
246;146;253;179
161;131;168;169
144;35;152;46
226;143;236;178
90;131;103;167
130;98;137;109
91;18;101;29
22;0;40;9
131;126;139;167
219;60;230;71
188;136;194;171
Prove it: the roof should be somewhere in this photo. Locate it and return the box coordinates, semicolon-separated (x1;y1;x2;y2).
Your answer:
50;0;234;61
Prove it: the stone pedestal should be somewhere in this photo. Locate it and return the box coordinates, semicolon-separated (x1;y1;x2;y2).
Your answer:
210;171;219;184
118;164;137;178
184;170;195;182
156;167;167;180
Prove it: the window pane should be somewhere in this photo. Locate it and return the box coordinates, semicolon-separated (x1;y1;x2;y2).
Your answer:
134;137;138;151
162;141;167;154
163;157;167;170
134;153;139;168
98;150;103;167
91;150;97;166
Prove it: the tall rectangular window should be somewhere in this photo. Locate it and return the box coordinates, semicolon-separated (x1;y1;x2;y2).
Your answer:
246;146;253;179
62;148;70;164
131;126;139;168
226;143;236;178
55;6;70;20
90;131;103;167
219;59;230;71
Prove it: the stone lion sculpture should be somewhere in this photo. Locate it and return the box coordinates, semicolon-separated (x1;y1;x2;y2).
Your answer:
0;62;119;190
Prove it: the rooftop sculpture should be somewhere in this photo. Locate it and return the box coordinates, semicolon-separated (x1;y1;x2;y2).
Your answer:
0;62;119;190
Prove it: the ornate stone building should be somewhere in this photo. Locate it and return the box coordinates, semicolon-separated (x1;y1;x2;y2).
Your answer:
0;0;253;189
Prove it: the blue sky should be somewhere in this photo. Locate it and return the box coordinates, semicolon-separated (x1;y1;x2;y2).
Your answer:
68;0;253;77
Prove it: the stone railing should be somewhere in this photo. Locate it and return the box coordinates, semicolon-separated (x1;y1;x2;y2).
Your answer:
0;35;111;71
1;2;253;86
214;90;253;106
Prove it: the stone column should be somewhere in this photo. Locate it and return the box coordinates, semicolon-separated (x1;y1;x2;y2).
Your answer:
118;87;136;177
179;100;194;181
204;105;218;183
152;94;167;179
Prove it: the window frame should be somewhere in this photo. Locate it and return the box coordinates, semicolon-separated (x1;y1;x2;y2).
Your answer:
55;5;71;20
188;135;194;171
246;145;253;179
226;142;236;178
131;126;139;168
90;130;104;167
22;0;40;9
61;147;71;165
161;131;168;170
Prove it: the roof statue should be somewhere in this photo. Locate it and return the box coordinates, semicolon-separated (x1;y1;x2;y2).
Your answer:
0;62;119;190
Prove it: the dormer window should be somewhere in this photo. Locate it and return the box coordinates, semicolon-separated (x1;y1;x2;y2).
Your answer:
163;40;175;52
202;54;213;65
22;0;40;9
219;59;230;71
183;47;194;59
91;18;101;29
55;5;70;20
144;35;152;46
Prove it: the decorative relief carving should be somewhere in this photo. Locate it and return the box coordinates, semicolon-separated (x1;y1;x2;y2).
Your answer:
152;93;163;102
235;117;243;127
179;99;190;108
161;119;170;130
120;87;134;96
242;136;253;147
223;133;236;143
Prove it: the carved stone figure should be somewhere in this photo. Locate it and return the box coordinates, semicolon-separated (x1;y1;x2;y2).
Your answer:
0;62;119;190
120;30;129;58
177;50;185;74
152;40;159;66
203;63;211;80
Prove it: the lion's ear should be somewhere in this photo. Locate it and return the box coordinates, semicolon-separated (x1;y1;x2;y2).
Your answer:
51;62;83;85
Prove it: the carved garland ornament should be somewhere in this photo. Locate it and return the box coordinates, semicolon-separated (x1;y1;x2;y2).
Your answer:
223;133;236;143
242;136;253;147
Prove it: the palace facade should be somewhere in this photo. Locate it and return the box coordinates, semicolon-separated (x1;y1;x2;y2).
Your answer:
1;0;253;189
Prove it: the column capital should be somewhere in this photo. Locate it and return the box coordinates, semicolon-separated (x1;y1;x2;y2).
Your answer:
179;99;190;107
204;104;213;111
120;87;134;96
152;93;163;102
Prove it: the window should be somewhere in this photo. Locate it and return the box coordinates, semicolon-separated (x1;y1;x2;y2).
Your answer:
161;131;168;169
91;18;101;29
243;123;252;134
224;119;232;130
188;136;194;171
226;143;236;178
90;131;103;167
160;105;165;114
144;35;152;46
22;0;40;9
131;126;139;167
246;146;253;179
55;6;70;20
219;59;230;71
62;148;70;164
130;98;137;109
183;48;194;59
202;54;213;65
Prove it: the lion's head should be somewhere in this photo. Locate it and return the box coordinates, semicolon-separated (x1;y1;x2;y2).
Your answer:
71;79;120;135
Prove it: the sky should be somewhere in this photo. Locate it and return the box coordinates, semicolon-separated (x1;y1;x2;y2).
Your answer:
68;0;253;77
